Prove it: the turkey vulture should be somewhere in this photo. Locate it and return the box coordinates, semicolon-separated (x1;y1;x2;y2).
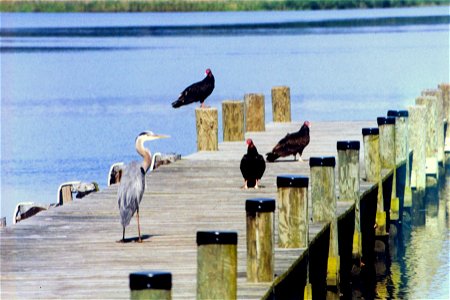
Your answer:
240;139;266;189
266;121;311;162
171;68;215;108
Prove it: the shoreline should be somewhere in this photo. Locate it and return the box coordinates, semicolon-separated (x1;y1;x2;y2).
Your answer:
1;0;448;13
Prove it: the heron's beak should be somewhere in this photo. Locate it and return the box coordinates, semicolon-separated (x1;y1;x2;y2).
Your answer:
155;134;170;139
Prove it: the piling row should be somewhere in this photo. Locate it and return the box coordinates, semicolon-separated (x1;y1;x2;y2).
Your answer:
187;83;448;298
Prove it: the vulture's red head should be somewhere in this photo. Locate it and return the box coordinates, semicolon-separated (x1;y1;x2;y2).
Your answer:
246;138;254;148
205;68;212;77
304;121;311;128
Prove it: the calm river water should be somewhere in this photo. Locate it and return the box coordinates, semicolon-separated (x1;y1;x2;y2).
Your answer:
1;6;449;298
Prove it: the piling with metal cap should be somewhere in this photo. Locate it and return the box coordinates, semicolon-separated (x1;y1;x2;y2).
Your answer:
195;107;218;151
276;175;309;248
244;93;265;132
129;271;172;300
337;141;362;260
196;231;237;300
310;157;339;288
271;86;291;122
377;116;399;222
407;105;427;192
222;100;244;142
246;198;275;283
362;128;386;236
388;110;410;211
415;96;438;179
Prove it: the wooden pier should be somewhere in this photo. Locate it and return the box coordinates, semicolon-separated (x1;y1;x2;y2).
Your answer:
1;120;378;299
1;82;448;298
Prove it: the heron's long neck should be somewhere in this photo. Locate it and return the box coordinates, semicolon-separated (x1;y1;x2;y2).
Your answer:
136;139;151;173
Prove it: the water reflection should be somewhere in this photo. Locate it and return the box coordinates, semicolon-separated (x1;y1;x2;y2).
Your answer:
353;165;449;299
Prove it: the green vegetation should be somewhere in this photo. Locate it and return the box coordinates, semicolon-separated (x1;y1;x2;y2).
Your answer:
1;0;448;12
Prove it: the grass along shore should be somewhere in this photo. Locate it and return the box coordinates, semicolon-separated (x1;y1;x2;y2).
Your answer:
1;0;449;12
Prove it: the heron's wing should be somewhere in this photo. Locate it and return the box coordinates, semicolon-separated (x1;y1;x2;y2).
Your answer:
117;161;145;227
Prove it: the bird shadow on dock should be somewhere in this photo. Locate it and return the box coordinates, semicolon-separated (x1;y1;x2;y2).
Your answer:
117;234;155;244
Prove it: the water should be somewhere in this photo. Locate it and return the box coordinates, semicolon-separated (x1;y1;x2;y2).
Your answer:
1;7;449;298
350;171;450;299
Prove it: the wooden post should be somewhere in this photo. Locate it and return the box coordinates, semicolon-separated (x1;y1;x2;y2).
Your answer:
407;105;427;192
362;128;386;236
310;157;339;289
438;83;450;159
61;185;73;205
130;271;172;300
387;110;410;209
422;89;445;164
244;93;265;132
271;86;291;122
222;100;244;142
276;175;309;248
0;217;6;228
195;107;218;151
337;141;362;260
197;231;237;300
246;198;275;283
377;116;399;221
415;96;438;178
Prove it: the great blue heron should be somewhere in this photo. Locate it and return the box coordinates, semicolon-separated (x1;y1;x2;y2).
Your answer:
117;131;169;243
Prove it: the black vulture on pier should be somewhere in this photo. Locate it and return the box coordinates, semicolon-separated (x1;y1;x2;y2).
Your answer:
266;121;311;162
171;68;215;108
240;138;266;189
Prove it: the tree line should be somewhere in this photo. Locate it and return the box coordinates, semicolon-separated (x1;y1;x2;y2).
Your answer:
1;0;448;13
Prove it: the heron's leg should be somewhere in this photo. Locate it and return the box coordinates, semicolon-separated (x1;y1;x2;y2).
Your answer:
136;210;142;243
122;227;125;241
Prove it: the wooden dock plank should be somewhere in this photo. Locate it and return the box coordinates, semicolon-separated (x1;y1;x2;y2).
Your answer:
1;121;374;299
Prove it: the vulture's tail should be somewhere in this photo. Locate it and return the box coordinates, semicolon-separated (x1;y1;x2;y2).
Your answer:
266;152;279;162
171;98;184;108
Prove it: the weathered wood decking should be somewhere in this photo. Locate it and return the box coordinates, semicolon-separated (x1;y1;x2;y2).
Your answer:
1;121;377;299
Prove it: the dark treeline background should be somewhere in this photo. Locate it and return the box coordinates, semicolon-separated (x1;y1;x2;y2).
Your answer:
1;0;448;13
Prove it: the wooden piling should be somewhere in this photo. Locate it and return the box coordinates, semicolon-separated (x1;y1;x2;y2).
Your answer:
276;175;309;248
196;231;237;300
415;96;438;178
244;93;265;132
387;110;410;209
271;86;291;122
438;83;450;158
0;217;6;228
246;198;275;283
407;105;427;192
310;157;339;288
337;141;362;260
60;185;73;205
130;271;172;300
195;107;218;151
362;128;386;236
222;100;244;142
377;117;399;221
422;89;445;164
